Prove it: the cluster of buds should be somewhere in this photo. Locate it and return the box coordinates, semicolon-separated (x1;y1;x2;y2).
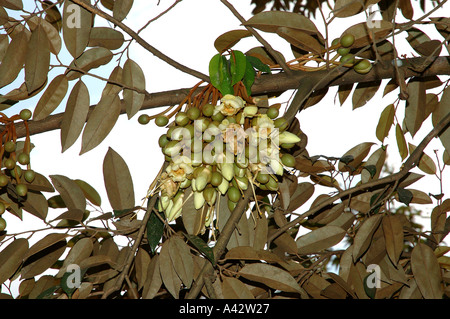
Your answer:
153;94;301;228
0;109;36;231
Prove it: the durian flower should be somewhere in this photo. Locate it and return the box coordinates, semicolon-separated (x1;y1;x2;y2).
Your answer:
166;155;193;182
220;121;247;156
214;94;245;116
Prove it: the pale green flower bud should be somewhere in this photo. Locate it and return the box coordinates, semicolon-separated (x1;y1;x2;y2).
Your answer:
278;131;301;144
217;177;230;195
194;191;205;210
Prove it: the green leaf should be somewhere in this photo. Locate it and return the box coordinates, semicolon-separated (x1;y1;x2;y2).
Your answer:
184;233;215;264
208;53;233;96
147;200;164;254
229;50;246;85
242;57;256;96
246;55;271;73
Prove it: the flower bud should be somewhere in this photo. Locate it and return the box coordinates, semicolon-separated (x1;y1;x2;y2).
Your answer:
243;105;258;118
269;158;284;175
278;131;301;144
219;162;234;181
194;190;205;209
217;178;230;195
203;186;217;206
167;193;184;222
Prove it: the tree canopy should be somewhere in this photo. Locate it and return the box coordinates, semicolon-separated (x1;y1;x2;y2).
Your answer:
0;0;449;300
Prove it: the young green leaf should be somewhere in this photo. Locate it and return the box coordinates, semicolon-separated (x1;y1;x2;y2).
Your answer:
229;50;246;85
147;200;164;253
184;233;215;264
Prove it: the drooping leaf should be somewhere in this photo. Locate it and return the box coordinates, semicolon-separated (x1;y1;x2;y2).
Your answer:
352;215;382;262
0;238;28;285
158;240;181;299
296;225;347;255
0;30;28;88
337;83;353;106
80;94;121;154
60;80;90;152
22;190;49;221
26;16;61;55
62;0;93;59
382;215;404;266
405;78;427;137
25;24;50;94
411;243;444;299
102;147;135;211
238;263;303;294
88;27;124;50
74;179;101;206
376;104;395;142
396;124;408;161
50;175;86;211
408;143;437;175
169;236;194;289
113;0;133;22
361;147;387;183
122;58;146;119
352;80;381;110
33;74;69;121
214;29;252;53
142;255;162;299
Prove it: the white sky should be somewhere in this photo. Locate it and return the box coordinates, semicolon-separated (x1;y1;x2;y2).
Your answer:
1;0;449;296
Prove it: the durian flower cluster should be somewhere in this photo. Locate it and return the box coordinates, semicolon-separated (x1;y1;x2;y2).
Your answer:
156;95;300;226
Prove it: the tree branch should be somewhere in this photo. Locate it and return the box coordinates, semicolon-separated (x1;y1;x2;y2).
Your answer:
6;56;450;139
